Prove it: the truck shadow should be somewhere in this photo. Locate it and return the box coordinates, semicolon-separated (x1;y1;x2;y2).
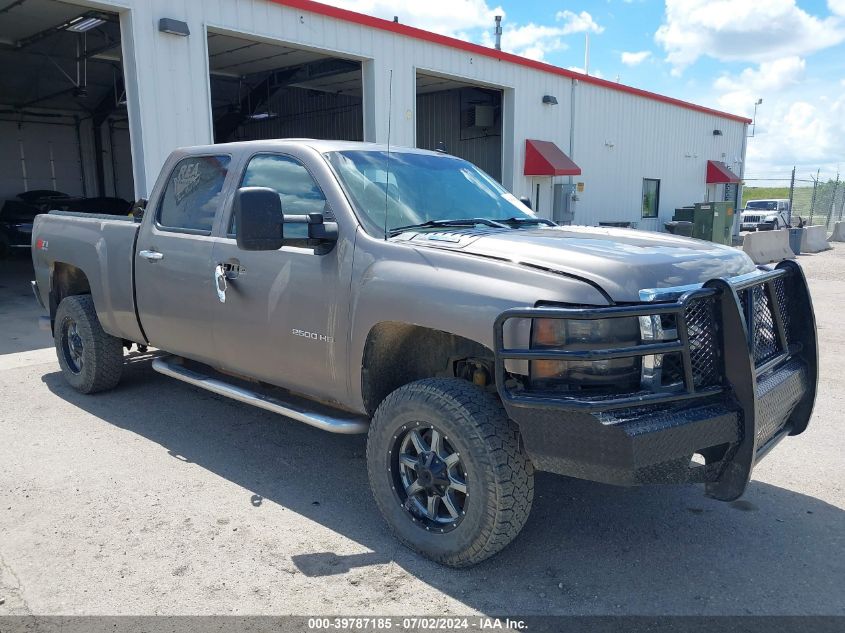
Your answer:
42;359;844;614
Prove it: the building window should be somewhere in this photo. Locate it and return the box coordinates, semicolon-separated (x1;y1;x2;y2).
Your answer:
642;178;660;218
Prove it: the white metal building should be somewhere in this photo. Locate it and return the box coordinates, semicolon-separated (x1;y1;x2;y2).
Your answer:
0;0;750;229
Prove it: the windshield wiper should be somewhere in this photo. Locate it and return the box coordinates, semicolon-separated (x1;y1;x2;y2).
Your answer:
388;218;510;235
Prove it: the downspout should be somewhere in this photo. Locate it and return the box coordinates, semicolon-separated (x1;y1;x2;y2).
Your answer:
569;78;576;160
568;77;577;222
735;122;748;239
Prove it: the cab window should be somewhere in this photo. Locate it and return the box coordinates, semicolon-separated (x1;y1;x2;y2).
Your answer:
157;155;231;233
231;154;331;239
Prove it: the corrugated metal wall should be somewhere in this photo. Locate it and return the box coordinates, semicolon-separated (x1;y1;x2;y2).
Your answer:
416;87;503;182
0;118;84;199
571;81;747;230
104;0;747;227
231;87;363;142
104;121;136;201
0;112;134;203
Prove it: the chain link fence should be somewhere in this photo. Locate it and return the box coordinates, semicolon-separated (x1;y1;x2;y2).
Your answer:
743;169;845;229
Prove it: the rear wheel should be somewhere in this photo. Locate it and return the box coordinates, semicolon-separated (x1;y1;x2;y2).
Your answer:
367;378;534;567
54;295;123;393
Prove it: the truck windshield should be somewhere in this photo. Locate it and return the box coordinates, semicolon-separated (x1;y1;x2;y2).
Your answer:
325;150;538;236
746;201;778;210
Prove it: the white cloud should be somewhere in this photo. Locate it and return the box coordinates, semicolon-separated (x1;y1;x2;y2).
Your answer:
325;0;504;37
567;66;605;79
620;50;652;66
478;11;603;60
480;23;568;60
325;1;602;62
554;10;605;35
743;95;845;175
655;0;845;74
830;0;845;17
714;56;806;114
708;57;844;175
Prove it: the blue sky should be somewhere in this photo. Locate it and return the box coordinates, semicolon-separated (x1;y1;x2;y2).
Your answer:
329;0;845;179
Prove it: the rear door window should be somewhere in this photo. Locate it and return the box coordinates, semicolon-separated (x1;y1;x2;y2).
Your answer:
157;155;231;233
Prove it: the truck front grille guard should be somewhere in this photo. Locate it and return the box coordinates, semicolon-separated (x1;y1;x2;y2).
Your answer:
493;261;816;418
494;260;818;501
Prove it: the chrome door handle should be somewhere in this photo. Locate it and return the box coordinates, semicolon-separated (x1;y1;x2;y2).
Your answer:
214;264;227;304
139;250;163;261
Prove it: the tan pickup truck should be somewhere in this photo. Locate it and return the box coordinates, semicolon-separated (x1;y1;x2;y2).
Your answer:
31;139;818;566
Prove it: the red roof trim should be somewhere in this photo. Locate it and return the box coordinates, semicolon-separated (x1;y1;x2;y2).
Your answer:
266;0;752;124
706;160;740;184
524;140;581;176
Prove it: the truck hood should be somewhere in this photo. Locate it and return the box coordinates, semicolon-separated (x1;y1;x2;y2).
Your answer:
397;225;755;302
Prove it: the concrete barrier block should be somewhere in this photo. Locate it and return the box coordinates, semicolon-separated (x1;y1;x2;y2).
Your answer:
800;225;832;253
831;221;845;242
742;229;795;265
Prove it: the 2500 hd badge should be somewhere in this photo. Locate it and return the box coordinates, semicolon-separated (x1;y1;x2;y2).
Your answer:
292;328;334;343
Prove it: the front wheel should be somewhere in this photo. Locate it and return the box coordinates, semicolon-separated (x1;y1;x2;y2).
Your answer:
54;295;123;394
366;378;534;567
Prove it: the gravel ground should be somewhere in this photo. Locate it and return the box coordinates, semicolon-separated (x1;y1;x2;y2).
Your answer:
0;247;843;616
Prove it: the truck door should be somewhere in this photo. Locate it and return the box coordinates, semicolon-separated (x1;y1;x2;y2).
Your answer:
135;154;234;365
209;152;350;404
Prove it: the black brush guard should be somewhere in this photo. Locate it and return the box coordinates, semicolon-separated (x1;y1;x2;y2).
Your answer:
493;260;818;500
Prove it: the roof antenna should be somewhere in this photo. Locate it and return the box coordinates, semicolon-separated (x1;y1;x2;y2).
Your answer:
383;69;393;241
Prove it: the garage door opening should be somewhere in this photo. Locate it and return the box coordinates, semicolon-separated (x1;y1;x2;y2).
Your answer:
0;0;135;239
208;31;363;143
416;73;503;182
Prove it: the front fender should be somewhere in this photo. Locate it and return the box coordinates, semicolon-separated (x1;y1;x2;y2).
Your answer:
347;231;610;411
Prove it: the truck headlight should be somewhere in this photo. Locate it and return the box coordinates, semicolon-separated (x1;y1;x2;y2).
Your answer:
529;317;641;392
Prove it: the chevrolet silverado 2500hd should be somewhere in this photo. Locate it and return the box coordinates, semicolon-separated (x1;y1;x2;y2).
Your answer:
31;140;818;566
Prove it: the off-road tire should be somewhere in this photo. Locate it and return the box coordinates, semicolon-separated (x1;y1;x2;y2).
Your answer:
54;295;123;394
367;378;534;567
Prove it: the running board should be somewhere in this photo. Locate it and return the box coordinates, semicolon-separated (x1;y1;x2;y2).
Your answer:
151;356;369;434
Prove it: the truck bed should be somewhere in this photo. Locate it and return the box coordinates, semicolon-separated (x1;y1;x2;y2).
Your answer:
31;211;145;344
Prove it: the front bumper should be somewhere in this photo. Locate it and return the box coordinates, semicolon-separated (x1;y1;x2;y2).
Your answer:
494;261;818;501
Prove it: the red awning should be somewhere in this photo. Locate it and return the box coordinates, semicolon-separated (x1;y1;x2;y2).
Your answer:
524;139;581;176
706;160;740;184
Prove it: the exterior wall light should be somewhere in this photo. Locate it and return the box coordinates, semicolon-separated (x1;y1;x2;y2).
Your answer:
542;95;558;105
159;18;190;36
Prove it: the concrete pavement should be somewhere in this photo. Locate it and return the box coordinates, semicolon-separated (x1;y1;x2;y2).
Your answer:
0;249;843;615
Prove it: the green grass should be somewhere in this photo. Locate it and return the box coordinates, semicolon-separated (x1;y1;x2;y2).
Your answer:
741;186;790;208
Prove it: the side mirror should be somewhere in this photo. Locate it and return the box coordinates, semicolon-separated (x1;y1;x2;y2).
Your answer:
234;187;283;251
306;213;339;241
518;196;532;210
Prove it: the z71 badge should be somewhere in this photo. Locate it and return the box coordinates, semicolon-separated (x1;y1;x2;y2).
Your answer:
292;329;334;343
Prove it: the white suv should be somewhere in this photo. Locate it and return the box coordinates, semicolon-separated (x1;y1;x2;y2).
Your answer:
740;199;790;231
